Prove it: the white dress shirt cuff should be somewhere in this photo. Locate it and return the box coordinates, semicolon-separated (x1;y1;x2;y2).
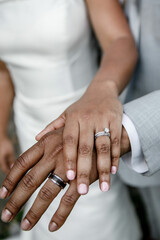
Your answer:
122;113;149;173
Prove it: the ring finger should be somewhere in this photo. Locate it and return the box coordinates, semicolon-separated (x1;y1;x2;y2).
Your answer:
21;169;68;231
95;124;111;192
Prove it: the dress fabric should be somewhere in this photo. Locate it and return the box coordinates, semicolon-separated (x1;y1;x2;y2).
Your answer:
0;0;141;239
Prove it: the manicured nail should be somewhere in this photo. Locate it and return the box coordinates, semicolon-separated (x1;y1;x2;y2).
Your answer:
21;219;31;231
35;133;40;139
66;170;75;180
78;184;88;195
1;209;12;222
111;166;117;175
101;182;109;192
49;222;58;232
0;186;8;199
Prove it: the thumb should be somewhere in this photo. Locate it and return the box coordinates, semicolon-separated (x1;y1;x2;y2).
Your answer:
36;114;66;141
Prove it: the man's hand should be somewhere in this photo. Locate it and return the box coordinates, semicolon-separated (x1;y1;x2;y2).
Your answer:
0;127;130;232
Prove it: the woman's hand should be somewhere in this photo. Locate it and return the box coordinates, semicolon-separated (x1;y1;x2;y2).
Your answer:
0;128;98;232
0;136;15;174
36;81;123;195
37;0;137;195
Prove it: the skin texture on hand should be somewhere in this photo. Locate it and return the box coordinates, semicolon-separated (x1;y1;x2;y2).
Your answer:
36;81;123;194
0;127;130;232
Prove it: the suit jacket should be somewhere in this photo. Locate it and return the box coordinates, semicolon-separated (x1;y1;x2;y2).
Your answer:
118;0;160;187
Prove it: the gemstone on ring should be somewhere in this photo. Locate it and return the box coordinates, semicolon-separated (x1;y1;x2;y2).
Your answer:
104;128;110;134
95;128;110;140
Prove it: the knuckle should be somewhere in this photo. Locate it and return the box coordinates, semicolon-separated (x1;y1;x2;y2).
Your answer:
55;212;66;222
65;158;75;168
46;144;63;163
63;135;76;146
112;137;120;146
99;168;110;176
16;155;28;170
28;209;39;221
110;111;118;119
4;176;15;191
62;193;76;207
66;158;73;165
81;111;92;121
21;174;37;191
82;114;90;121
79;144;91;156
42;134;50;145
97;144;110;154
112;157;119;163
34;140;44;153
78;171;89;179
68;111;76;119
39;187;53;201
8;198;19;212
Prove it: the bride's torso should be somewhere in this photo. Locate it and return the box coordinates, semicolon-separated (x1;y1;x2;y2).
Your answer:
0;0;98;145
0;0;98;100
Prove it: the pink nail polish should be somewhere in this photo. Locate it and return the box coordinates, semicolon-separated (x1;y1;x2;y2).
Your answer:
111;166;117;175
66;170;75;180
1;209;12;222
49;222;58;232
0;187;8;199
101;182;109;192
78;184;88;195
21;219;31;230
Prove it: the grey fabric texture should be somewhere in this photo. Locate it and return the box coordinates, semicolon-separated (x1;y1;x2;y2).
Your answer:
119;0;160;187
124;91;160;176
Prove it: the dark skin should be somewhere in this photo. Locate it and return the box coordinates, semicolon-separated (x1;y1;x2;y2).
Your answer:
0;127;130;232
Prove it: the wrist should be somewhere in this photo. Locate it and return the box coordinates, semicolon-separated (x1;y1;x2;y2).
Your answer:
87;78;119;98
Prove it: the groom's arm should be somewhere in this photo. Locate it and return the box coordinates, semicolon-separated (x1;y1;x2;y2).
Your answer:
122;90;160;176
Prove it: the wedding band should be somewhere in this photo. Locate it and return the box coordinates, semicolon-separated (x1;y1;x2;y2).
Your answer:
48;173;67;189
95;128;110;140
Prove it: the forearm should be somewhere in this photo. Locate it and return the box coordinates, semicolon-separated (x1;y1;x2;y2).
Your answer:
0;61;14;138
91;37;138;95
86;0;138;95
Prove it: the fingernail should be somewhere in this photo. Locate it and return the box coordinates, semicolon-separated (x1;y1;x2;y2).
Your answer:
66;170;75;180
111;166;117;175
49;222;58;232
78;184;88;195
35;133;40;139
0;186;8;199
21;219;31;231
10;164;14;169
1;209;12;222
101;182;110;192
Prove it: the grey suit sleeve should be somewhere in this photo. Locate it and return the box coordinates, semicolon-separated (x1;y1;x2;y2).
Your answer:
123;90;160;176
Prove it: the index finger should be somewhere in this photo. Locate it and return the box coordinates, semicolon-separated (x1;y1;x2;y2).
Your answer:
0;141;44;199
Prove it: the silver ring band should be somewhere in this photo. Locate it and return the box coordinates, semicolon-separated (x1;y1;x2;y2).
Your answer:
48;173;67;189
95;128;110;140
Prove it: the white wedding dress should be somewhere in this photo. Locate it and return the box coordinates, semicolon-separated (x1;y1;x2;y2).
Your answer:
0;0;141;239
